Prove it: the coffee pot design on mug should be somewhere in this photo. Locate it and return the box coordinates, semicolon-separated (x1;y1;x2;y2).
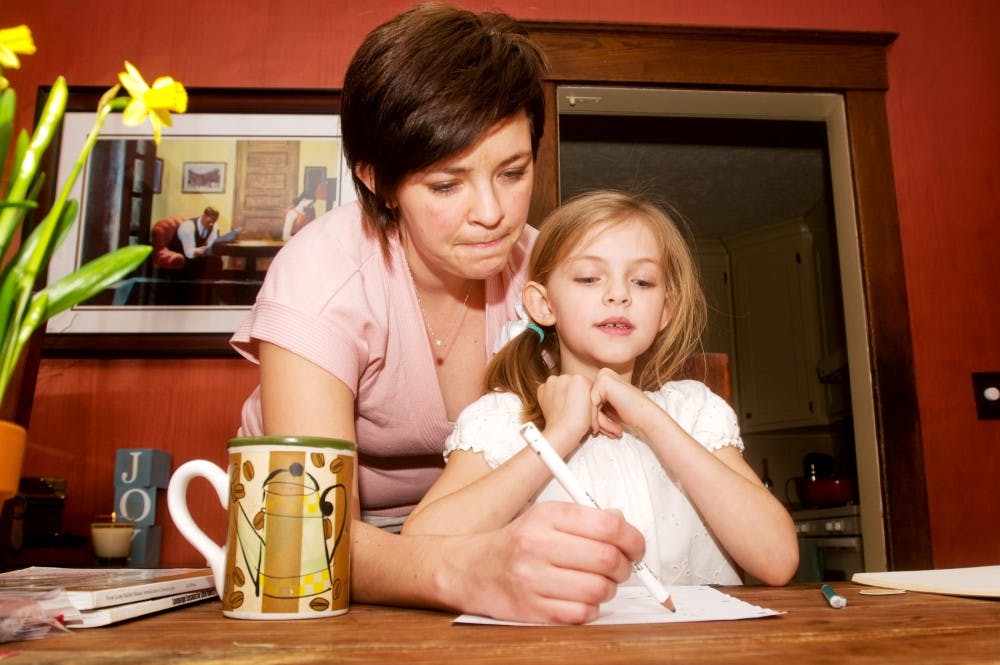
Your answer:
232;455;349;610
169;436;355;620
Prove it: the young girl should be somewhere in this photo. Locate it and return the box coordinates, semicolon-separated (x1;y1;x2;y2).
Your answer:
403;190;799;588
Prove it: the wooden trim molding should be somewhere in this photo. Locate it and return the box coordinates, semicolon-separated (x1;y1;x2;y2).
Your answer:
524;20;930;569
844;90;929;570
525;21;894;90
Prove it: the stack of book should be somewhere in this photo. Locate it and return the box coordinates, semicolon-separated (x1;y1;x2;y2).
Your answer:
0;567;216;629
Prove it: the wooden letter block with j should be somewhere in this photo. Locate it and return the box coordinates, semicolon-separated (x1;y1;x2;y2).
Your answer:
115;449;172;489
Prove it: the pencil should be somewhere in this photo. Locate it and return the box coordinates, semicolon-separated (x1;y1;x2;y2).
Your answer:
519;422;676;612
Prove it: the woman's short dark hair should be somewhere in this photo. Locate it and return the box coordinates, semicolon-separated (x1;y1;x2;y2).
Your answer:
341;3;548;250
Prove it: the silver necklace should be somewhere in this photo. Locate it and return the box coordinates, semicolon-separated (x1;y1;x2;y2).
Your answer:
406;263;473;363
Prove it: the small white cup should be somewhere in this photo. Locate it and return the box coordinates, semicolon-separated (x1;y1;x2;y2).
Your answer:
91;517;135;564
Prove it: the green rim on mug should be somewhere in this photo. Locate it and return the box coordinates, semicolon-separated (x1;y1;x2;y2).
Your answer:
228;436;356;452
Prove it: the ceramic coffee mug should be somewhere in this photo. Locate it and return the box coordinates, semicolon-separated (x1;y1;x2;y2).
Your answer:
168;436;355;620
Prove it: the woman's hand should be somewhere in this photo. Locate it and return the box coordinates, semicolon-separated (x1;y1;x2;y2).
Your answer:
438;501;645;624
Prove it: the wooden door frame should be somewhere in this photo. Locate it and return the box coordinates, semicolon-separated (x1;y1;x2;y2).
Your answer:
523;20;929;570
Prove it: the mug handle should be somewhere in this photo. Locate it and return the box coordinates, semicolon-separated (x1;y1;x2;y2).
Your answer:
167;460;230;595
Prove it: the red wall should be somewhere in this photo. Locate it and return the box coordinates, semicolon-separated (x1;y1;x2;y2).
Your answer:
3;0;998;567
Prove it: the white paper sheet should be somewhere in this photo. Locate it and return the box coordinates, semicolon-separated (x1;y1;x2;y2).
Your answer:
454;585;782;625
852;565;1000;597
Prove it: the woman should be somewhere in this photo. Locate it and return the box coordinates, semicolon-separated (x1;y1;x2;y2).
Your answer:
231;4;644;624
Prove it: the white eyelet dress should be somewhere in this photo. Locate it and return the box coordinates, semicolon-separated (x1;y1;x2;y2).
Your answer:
444;379;745;586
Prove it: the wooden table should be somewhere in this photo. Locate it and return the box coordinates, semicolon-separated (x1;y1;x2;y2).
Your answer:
212;239;285;273
6;583;999;663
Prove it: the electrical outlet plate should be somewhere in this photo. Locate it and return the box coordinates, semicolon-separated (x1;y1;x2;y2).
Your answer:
971;372;1000;420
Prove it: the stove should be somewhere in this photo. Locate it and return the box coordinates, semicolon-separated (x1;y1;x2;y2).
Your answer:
789;504;863;582
790;503;861;537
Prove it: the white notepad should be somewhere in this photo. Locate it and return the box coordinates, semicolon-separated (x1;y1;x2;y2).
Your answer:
454;585;782;626
852;565;1000;597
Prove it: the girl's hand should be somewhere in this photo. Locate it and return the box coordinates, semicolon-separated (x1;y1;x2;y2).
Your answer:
590;368;659;440
536;374;598;456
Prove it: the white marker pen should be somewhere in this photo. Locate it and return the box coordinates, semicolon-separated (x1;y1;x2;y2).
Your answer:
519;422;676;612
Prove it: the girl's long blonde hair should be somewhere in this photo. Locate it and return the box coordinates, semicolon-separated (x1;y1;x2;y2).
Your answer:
486;190;707;427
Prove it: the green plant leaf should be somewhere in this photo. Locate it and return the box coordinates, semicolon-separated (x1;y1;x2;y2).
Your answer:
0;194;68;362
17;292;48;351
0;171;43;267
0;78;66;257
0;291;48;398
0;88;14;186
0;201;36;210
2;130;28;201
0;130;30;259
37;244;151;319
15;197;75;283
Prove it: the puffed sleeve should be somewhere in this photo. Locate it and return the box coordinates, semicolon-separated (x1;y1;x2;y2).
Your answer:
650;380;745;453
231;203;380;394
444;392;526;468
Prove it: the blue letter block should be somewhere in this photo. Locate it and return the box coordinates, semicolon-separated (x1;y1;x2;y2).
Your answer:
114;448;171;566
114;485;157;527
116;449;172;489
128;525;161;567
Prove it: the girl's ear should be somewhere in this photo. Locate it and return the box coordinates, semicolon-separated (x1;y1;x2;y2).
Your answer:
523;281;556;326
354;163;376;194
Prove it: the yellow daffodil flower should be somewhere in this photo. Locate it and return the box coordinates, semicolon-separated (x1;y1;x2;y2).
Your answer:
0;25;36;88
117;61;187;144
0;25;36;69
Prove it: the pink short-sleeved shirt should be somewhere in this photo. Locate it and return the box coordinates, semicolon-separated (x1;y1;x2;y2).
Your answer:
231;202;535;516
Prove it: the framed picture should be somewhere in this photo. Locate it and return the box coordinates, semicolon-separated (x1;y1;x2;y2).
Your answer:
33;87;351;357
182;162;226;193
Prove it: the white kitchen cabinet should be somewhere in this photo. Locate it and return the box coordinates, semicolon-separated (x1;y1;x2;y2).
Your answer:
725;218;848;433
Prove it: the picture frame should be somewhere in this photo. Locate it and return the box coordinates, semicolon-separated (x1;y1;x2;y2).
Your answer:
33;87;350;357
181;161;226;193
